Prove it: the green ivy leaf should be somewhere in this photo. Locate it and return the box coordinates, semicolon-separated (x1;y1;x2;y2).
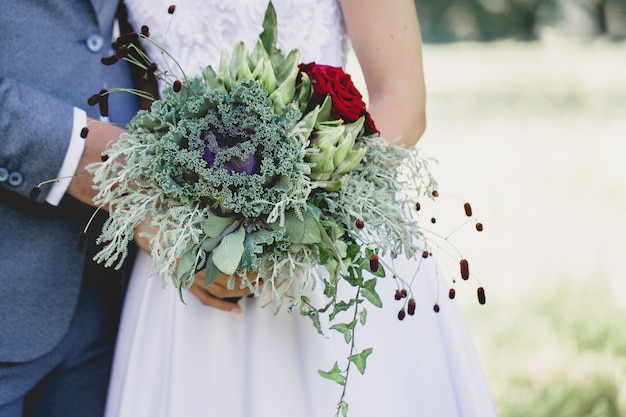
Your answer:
318;362;346;386
339;401;349;417
348;347;373;375
359;307;368;326
330;319;357;344
329;300;354;321
212;225;245;275
361;278;383;308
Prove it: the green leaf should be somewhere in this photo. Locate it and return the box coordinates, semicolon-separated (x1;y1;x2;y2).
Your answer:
304;309;323;335
212;225;245;275
176;249;197;282
329;300;354;321
204;253;219;287
348;347;373;374
361;278;383;308
318;362;346;386
259;1;277;54
359;307;368;326
284;211;322;244
339;401;349;417
202;215;236;238
330;319;357;344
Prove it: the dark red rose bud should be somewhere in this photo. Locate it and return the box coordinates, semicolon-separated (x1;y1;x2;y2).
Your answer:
80;127;89;138
369;253;379;273
415;202;421;211
475;222;484;232
398;308;406;321
173;80;182;92
141;25;150;37
407;298;416;315
433;304;440;313
87;93;100;106
117;31;139;45
430;217;436;224
98;89;109;117
355;219;364;229
431;190;439;197
168;4;176;14
101;154;109;162
394;290;402;301
422;250;429;259
477;287;486;305
76;231;88;253
400;288;408;298
459;259;469;280
101;55;119;65
29;186;41;200
448;288;456;299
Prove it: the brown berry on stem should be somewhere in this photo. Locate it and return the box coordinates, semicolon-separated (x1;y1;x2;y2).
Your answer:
29;186;41;200
464;202;473;217
355;219;364;229
459;259;469;280
369;253;379;273
433;304;440;313
432;190;439;197
448;288;456;299
477;287;486;305
394;290;402;301
80;127;89;139
407;298;416;315
430;217;436;224
168;4;176;14
422;250;429;259
415;202;421;211
173;80;182;92
475;222;484;232
398;308;406;321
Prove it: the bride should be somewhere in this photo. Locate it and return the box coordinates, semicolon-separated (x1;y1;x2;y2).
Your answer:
105;0;497;416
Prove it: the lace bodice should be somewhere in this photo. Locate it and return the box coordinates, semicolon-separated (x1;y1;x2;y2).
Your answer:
125;0;348;87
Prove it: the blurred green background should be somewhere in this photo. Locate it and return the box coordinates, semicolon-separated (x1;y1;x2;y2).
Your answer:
351;1;626;416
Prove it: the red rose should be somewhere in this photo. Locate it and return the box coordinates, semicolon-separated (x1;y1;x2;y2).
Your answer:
299;62;378;135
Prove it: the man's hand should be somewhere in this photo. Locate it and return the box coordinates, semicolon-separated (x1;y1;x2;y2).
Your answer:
188;270;258;313
67;118;125;207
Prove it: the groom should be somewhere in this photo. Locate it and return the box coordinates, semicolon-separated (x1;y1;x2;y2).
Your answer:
0;1;138;416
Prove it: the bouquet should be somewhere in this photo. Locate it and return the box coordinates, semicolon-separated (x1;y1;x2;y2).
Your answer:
81;3;480;415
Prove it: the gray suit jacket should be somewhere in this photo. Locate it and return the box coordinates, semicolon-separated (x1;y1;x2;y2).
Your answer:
0;0;138;362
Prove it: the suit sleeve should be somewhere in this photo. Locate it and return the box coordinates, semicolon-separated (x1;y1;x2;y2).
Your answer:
0;76;79;202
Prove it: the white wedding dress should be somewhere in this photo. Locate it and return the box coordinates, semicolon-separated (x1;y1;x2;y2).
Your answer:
105;1;498;416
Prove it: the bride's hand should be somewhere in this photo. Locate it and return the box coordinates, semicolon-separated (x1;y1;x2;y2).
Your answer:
188;269;259;313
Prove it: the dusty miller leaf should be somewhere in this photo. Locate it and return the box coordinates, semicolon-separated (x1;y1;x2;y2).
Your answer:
212;225;245;275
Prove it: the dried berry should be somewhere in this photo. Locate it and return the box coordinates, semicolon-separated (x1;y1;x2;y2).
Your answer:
80;127;89;139
433;304;440;313
459;259;469;280
101;154;109;162
475;222;484;232
430;217;436;224
407;298;416;315
464;202;473;217
369;253;379;273
29;186;41;200
168;4;176;14
98;89;109;118
422;250;429;259
355;218;364;229
76;232;88;253
400;288;408;298
398;308;406;321
415;202;421;211
87;93;100;106
477;287;486;305
394;290;402;301
141;25;150;37
101;55;118;65
173;80;182;92
448;288;456;299
432;190;439;197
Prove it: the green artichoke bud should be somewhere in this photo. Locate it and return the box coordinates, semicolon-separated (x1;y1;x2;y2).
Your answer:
333;146;367;175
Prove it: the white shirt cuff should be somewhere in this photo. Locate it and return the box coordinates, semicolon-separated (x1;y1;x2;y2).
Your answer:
46;107;87;206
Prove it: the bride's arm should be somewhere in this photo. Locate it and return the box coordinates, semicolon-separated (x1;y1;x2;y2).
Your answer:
339;0;426;147
134;220;252;313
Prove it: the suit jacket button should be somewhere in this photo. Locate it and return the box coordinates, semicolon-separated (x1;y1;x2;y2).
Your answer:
8;171;24;187
86;33;104;53
0;167;8;182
